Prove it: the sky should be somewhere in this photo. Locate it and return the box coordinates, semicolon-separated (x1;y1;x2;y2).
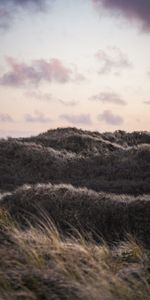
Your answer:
0;0;150;137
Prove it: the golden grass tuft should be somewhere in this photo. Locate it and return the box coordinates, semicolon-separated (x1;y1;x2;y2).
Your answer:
0;211;150;300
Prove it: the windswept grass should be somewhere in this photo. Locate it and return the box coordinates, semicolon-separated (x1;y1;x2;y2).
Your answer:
0;209;150;300
1;183;150;246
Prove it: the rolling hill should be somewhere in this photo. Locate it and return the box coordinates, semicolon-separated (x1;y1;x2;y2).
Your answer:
0;127;150;300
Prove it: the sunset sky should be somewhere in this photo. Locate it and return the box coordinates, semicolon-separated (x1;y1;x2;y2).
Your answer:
0;0;150;137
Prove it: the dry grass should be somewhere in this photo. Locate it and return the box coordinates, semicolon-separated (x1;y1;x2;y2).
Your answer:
0;209;150;300
1;183;150;246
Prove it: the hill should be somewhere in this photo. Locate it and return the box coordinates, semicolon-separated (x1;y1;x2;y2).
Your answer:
1;183;150;246
0;128;150;194
0;127;150;300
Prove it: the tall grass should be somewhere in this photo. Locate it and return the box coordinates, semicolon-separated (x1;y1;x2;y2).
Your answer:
0;209;149;300
1;183;150;246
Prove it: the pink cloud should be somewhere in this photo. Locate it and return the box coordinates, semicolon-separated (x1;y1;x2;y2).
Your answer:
0;57;73;87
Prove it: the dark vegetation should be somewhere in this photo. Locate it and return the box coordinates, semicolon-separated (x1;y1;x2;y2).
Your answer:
0;128;150;194
0;127;150;299
1;183;150;246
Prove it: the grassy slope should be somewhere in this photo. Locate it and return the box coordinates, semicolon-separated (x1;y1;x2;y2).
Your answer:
0;128;150;299
0;128;150;194
1;183;150;246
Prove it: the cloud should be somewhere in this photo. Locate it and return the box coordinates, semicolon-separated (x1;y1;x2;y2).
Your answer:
98;110;123;125
58;99;79;107
74;73;86;82
95;47;131;74
26;91;79;106
0;57;72;87
25;91;53;102
0;7;12;29
92;0;150;31
0;113;14;122
0;0;47;9
60;114;92;125
90;91;126;105
143;101;150;105
25;111;51;123
0;0;49;29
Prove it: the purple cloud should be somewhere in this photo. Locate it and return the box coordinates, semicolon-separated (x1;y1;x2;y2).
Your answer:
0;113;14;122
91;91;126;105
0;57;72;87
60;114;92;125
0;0;49;28
95;47;131;74
98;110;123;125
92;0;150;31
25;111;51;123
0;7;12;29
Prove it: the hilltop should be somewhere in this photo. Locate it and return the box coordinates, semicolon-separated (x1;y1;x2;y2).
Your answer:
0;127;150;194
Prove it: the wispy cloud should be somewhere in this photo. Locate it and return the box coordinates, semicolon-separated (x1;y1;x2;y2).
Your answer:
92;0;150;32
90;91;127;106
58;99;79;107
0;113;14;122
25;110;51;123
60;114;92;125
95;47;131;75
98;110;123;125
0;57;73;87
25;91;53;102
26;91;79;106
